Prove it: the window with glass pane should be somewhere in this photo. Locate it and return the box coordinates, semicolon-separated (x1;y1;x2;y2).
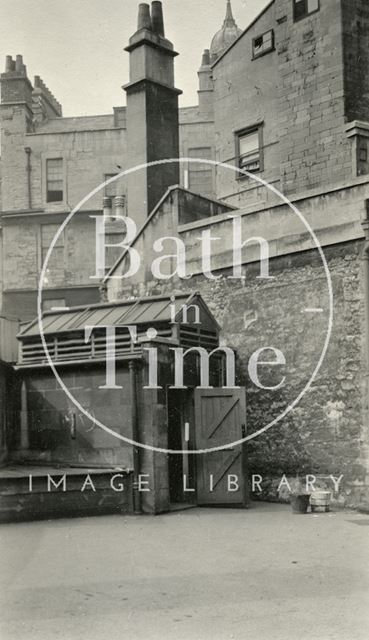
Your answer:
253;30;274;58
357;137;369;176
46;158;63;202
238;129;260;173
293;0;319;21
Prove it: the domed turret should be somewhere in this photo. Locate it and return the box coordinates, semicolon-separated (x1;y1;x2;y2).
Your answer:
210;0;243;62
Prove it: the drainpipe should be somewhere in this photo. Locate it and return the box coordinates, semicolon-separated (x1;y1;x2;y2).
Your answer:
129;360;142;514
20;379;30;451
24;147;32;210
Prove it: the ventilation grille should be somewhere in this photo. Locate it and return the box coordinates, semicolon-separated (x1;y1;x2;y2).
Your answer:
179;326;219;350
19;325;172;366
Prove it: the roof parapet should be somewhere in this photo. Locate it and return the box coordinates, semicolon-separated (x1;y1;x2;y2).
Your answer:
33;75;62;117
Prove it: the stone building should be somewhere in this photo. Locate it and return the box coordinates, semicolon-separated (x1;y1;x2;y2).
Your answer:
104;0;369;508
0;1;243;321
1;0;369;515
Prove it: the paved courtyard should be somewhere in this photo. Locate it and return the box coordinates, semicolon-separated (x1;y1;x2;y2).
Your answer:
0;503;368;640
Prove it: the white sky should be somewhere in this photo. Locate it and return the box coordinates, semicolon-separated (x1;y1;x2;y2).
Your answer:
0;0;270;117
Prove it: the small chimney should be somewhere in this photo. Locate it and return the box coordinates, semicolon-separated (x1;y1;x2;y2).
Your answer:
5;56;14;72
201;49;211;67
151;1;165;36
137;3;152;30
15;54;24;73
103;197;113;220
114;195;126;218
1;54;33;113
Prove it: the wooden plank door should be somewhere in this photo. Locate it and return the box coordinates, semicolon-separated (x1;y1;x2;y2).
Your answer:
195;388;247;506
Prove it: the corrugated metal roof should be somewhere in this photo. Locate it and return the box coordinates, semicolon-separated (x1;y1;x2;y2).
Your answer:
19;293;208;338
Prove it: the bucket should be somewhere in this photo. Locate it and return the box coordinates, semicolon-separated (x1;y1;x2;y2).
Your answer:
290;494;310;514
310;491;331;513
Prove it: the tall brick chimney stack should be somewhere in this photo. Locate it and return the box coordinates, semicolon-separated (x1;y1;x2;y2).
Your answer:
1;54;33;118
124;1;182;228
0;55;34;211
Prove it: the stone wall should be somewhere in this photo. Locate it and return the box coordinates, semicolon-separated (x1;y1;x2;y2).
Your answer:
1;212;126;320
111;239;368;507
189;241;368;507
106;176;369;507
212;1;280;208
276;0;353;194
179;107;215;199
212;0;369;208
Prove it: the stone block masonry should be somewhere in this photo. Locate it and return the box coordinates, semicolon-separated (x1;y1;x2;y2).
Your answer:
111;237;368;507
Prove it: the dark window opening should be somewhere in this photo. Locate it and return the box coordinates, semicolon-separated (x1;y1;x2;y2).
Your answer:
293;0;320;22
236;127;263;175
46;158;63;203
252;30;274;59
357;137;369;176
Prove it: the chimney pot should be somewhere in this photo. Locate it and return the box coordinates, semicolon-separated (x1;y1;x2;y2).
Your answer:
103;196;113;220
201;49;211;66
151;1;165;36
15;54;23;73
137;3;152;31
5;55;13;72
114;195;126;218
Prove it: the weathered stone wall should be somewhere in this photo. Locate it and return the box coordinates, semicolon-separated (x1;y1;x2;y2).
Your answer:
106;180;369;506
276;0;353;195
179;107;215;198
212;1;280;208
212;0;366;207
113;240;368;506
1;211;127;320
190;241;368;508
